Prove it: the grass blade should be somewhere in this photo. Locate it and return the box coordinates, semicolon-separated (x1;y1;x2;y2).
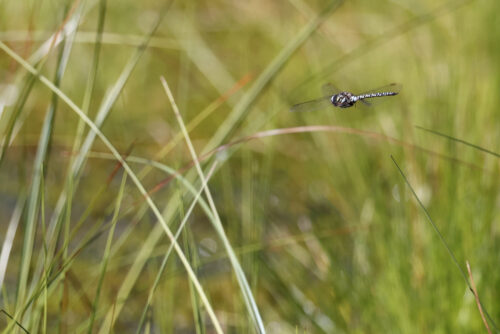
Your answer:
416;125;500;158
162;77;266;333
466;261;492;334
135;162;218;334
0;1;86;165
205;0;344;150
0;192;26;291
16;20;75;318
0;12;224;334
26;0;165;309
92;4;345;331
87;172;127;334
391;155;499;333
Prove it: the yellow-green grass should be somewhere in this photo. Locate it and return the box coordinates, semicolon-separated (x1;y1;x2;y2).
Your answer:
0;0;499;332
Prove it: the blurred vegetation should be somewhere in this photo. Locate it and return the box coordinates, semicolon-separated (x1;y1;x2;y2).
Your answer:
0;0;500;333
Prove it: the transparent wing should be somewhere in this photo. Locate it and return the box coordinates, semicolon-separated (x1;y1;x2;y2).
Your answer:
359;98;372;107
321;83;340;97
290;96;332;113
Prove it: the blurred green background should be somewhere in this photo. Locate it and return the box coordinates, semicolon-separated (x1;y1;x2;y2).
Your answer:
1;0;499;333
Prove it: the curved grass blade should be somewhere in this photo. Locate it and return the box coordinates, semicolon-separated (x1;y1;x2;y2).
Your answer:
7;157;220;332
24;0;106;320
0;25;225;334
25;0;166;321
135;162;218;334
163;77;263;333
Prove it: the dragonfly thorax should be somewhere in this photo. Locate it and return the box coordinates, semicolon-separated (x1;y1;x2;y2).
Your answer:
331;92;357;108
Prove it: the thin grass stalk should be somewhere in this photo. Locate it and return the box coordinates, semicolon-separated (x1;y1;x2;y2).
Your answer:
466;261;492;334
39;167;48;334
184;226;206;334
87;173;127;334
26;0;161;308
135;162;218;334
391;155;499;332
416;125;500;159
204;0;344;151
15;22;74;322
162;77;266;333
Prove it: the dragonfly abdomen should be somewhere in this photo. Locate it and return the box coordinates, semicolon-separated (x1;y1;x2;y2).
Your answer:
356;91;398;101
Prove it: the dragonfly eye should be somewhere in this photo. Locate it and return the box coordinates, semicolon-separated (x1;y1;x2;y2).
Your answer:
331;95;336;103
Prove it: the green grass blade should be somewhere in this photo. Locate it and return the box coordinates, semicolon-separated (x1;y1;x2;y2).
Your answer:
48;0;165;236
26;0;164;306
79;0;107;143
39;165;48;334
183;226;206;334
0;2;88;166
0;309;29;334
87;172;127;334
0;74;37;165
135;162;218;334
204;0;344;151
87;4;345;330
415;125;500;158
0;39;224;334
162;77;266;333
85;152;216;225
0;191;26;291
27;0;94;64
15;23;75;318
391;155;499;333
166;15;238;94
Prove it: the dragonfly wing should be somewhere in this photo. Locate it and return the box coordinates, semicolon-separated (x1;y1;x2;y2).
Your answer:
290;96;332;112
360;99;371;107
321;83;340;97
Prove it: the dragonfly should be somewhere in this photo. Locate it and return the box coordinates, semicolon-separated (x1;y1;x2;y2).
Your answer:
290;83;401;112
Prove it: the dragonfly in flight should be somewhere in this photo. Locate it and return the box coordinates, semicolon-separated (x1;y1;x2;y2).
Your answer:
290;83;401;112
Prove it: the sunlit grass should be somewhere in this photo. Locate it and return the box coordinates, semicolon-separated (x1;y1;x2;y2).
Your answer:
1;0;500;333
